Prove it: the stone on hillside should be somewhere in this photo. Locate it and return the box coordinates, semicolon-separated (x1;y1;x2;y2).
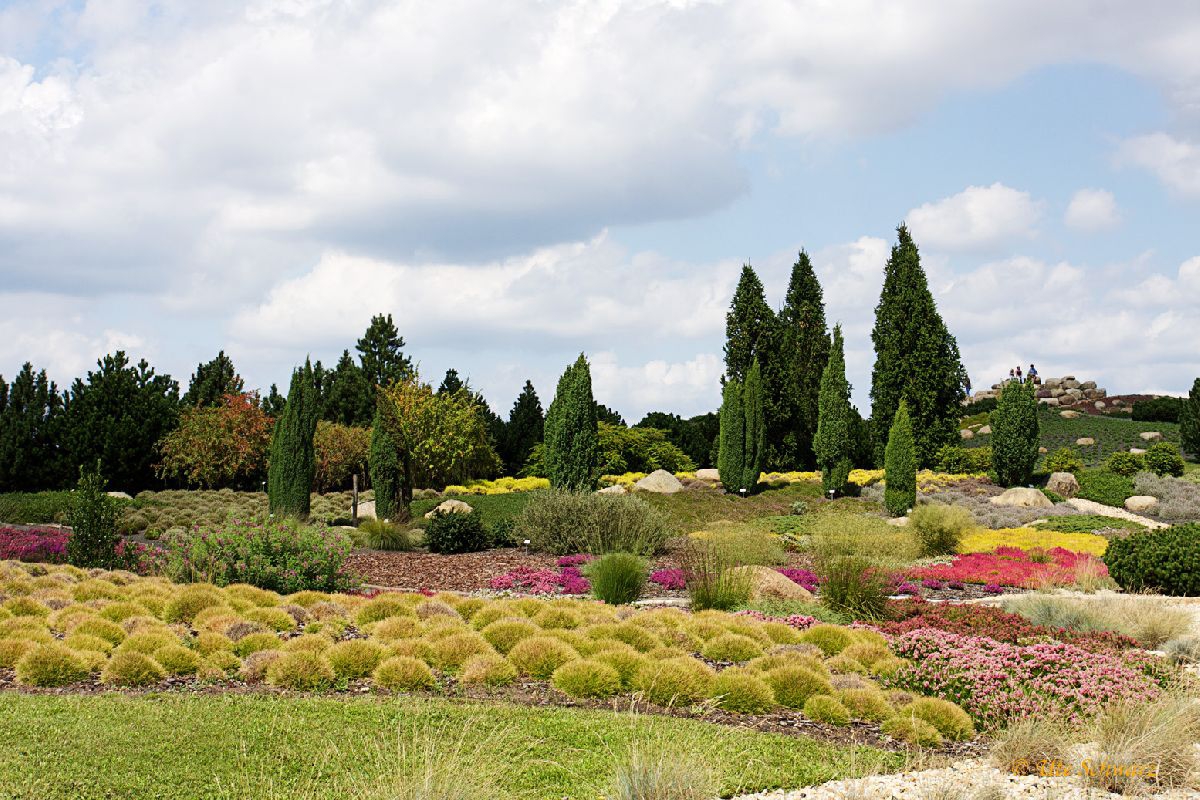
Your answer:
1093;401;1106;410
1065;388;1083;398
1139;431;1163;442
960;429;974;440
1060;410;1081;419
990;487;1053;509
597;484;628;495
1046;472;1080;499
1063;375;1076;382
1075;437;1096;446
1038;447;1048;454
695;468;721;481
633;469;684;494
1050;388;1065;397
1080;381;1097;390
424;499;474;519
1063;380;1081;390
1036;389;1052;398
1125;496;1159;513
106;491;133;500
1039;397;1060;406
356;500;377;520
1129;447;1147;455
977;425;992;436
1112;399;1125;407
729;565;813;602
886;516;910;527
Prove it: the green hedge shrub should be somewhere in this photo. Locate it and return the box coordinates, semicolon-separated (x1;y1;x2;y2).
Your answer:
935;445;992;474
1106;452;1145;477
424;510;490;554
1131;396;1182;423
0;492;76;524
1143;442;1185;478
1043;448;1084;474
1105;524;1200;596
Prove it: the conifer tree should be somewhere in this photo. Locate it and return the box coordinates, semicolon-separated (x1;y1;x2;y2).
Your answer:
544;355;599;490
884;399;917;517
182;351;243;407
724;264;776;384
814;325;853;495
268;360;319;518
740;359;766;490
323;350;374;427
0;363;66;491
991;379;1040;486
261;384;286;417
717;376;745;491
869;225;967;467
369;405;403;520
504;380;544;474
437;369;464;395
1180;377;1200;459
772;250;829;468
356;313;413;389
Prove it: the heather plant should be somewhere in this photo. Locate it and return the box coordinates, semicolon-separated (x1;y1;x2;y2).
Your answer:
0;527;68;563
909;546;1106;589
1132;471;1200;521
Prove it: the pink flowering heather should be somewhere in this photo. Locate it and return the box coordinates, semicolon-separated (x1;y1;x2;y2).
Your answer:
489;565;591;595
734;609;818;631
885;628;1164;728
0;526;68;563
648;568;686;591
777;568;819;593
908;546;1106;589
556;554;594;568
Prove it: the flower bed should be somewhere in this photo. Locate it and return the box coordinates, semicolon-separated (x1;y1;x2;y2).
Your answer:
958;527;1108;557
885;628;1164;728
648;568;686;590
733;609;818;630
777;568;819;593
440;477;551;495
0;526;67;563
488;560;591;595
907;546;1105;588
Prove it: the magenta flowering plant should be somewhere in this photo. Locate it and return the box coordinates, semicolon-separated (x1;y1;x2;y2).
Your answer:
556;554;594;568
0;526;68;563
885;628;1164;728
734;609;818;630
162;518;361;593
648;568;686;591
776;568;819;593
489;564;591;595
921;578;943;590
908;546;1105;588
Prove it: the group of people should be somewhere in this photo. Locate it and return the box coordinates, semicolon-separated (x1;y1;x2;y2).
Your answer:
1009;364;1039;385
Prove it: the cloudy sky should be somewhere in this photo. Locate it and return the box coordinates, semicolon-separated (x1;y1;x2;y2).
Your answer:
3;1;1199;420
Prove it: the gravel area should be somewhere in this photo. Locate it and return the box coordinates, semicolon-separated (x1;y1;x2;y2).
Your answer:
1065;498;1168;530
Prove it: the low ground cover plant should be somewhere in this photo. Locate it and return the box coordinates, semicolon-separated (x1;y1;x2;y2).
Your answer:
957;526;1108;556
1032;515;1146;535
1131;472;1200;522
0;527;68;562
908;546;1106;589
489;562;591;595
1074;470;1136;508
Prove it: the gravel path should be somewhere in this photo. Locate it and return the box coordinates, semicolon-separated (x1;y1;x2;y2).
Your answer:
733;758;1197;799
1065;498;1168;529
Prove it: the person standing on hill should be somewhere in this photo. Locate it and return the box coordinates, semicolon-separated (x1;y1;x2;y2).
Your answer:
1016;365;1023;383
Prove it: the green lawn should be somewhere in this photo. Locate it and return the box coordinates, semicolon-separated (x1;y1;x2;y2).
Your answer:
0;693;900;800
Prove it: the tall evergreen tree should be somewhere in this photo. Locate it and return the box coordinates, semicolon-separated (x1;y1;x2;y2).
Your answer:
771;251;829;469
261;384;286;417
991;379;1040;487
182;351;243;407
869;225;968;467
437;369;464;395
503;380;544;474
814;325;854;495
740;359;766;490
544;355;599;490
268;360;319;518
323;350;374;427
356;313;413;389
1179;377;1200;458
724;264;777;384
0;363;67;491
884;399;917;517
369;405;403;520
717;377;745;491
594;402;626;427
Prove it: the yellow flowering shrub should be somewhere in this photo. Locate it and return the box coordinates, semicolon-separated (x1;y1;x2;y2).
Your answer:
754;469;885;487
441;477;551;495
598;472;696;488
958;528;1108;557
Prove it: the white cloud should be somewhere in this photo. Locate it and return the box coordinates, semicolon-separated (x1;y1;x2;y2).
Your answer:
1064;188;1121;231
1118;133;1200;195
906;183;1041;251
590;352;724;421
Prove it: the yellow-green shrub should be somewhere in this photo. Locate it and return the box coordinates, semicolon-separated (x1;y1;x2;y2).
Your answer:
701;633;764;663
835;688;894;721
551;659;622;699
460;653;517;687
0;639;36;668
840;641;890;668
3;596;48;617
882;714;943;747
163;585;226;623
14;643;88;687
101;650;166;687
798;624;854;656
154;644;202;675
117;631;178;655
633;657;715;707
63;633;113;655
97;602;149;623
591;643;650;689
243;607;297;632
265;651;335;690
428;633;494;672
355;596;412;626
239;650;282;683
282;634;332;654
204;650;242;674
825;654;867;674
370;616;421;641
804;694;851;725
325;639;386;679
906;697;975;741
764;666;831;709
234;632;281;658
481;619;540;654
712;668;776;714
373;655;435;692
507;636;579;679
195;632;235;655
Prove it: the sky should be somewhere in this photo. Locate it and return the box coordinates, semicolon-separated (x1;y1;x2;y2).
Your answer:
2;1;1199;421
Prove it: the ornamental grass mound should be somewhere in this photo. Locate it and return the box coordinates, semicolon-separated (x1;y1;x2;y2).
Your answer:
905;696;975;741
15;643;89;687
102;650;166;687
633;657;715;707
712;668;776;714
803;695;851;726
881;714;943;748
551;659;622;699
764;666;831;709
153;644;201;675
700;633;764;663
325;639;385;679
373;656;436;692
265;651;336;691
459;653;517;687
507;636;579;679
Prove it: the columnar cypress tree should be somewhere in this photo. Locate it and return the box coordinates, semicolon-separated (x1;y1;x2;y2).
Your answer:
717;377;745;491
544;355;599;490
814;325;853;495
1181;378;1200;459
268;360;319;518
869;225;968;467
771;251;829;469
741;359;766;490
884;399;917;517
991;379;1040;486
368;405;402;520
724;264;776;384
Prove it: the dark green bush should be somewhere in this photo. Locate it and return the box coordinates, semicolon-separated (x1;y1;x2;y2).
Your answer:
820;556;888;620
884;401;916;517
587;553;647;605
1131;396;1182;423
1105;524;1200;596
1043;448;1084;474
935;445;992;474
489;519;517;548
991;381;1039;487
66;465;119;568
1075;470;1135;508
1143;442;1185;478
1106;451;1145;477
424;510;490;554
966;397;998;414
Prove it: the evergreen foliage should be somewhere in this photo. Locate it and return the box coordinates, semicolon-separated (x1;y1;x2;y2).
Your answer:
182;351;243;407
718;376;745;491
355;314;413;389
66;463;118;568
261;384;286;417
869;225;968;467
884;400;917;516
634;411;719;469
724;264;776;384
990;379;1040;487
437;369;464;395
741;360;766;490
543;355;600;491
1181;377;1200;458
368;406;402;520
593;403;626;427
267;361;319;518
0;363;66;491
502;380;544;475
322;350;373;427
771;251;829;469
814;325;853;495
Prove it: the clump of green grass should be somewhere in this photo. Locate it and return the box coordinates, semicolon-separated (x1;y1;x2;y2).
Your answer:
325;639;386;679
101;650;166;687
459;653;517;687
633;657;715;707
551;659;622;699
14;643;89;687
506;636;579;679
373;656;436;692
265;651;336;691
712;668;776;714
588;552;648;605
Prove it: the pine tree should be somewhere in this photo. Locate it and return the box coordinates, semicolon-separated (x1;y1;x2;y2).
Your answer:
182;351;243;407
323;350;374;427
991;379;1040;486
724;264;777;384
437;369;464;395
369;405;403;520
593;402;626;427
356;313;413;389
814;326;853;495
1180;377;1200;458
544;355;599;490
503;380;544;474
869;225;968;467
0;363;67;491
740;359;766;490
771;250;829;469
884;399;917;517
268;360;319;518
717;377;745;491
261;384;286;417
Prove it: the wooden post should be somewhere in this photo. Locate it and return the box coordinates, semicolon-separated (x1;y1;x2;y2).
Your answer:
352;473;359;524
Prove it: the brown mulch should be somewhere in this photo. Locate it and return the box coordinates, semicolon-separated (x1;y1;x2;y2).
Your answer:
347;548;564;592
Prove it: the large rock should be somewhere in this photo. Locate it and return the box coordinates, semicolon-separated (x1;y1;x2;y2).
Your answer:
990;487;1053;509
106;491;133;500
356;500;377;520
1045;472;1080;499
1080;381;1097;390
1130;447;1147;455
1139;431;1163;442
1063;379;1081;390
1038;397;1060;407
1038;446;1048;454
633;469;685;494
695;468;721;482
729;566;813;602
1060;410;1081;419
1093;401;1106;410
597;484;628;495
1125;496;1159;513
424;499;474;519
977;425;992;436
960;429;974;440
1075;437;1096;446
1065;388;1083;398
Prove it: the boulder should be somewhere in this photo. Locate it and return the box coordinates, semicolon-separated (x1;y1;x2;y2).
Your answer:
1125;496;1159;514
695;468;721;482
990;487;1053;509
1038;397;1060;406
1112;399;1125;407
597;484;628;495
1129;448;1147;455
1045;472;1080;499
1093;401;1106;410
1075;437;1096;446
1038;447;1048;454
729;565;813;602
960;429;974;440
1063;380;1081;390
1139;431;1163;442
356;500;377;520
1080;381;1097;390
1063;375;1076;382
424;499;474;519
977;425;992;436
633;469;685;494
1065;388;1083;398
1036;389;1052;399
1050;388;1065;398
106;491;133;500
1060;410;1081;419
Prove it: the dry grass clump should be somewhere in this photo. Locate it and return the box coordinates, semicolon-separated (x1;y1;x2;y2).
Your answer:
988;716;1074;775
239;649;282;683
1002;593;1193;649
162;585;226;623
0;639;36;668
281;633;331;654
325;639;386;679
153;644;202;675
608;743;718;800
764;666;832;709
116;631;179;655
633;657;715;707
63;633;113;655
459;653;517;687
373;655;436;692
803;695;851;726
507;635;579;679
1082;694;1200;794
101;650;166;687
834;687;894;722
14;642;89;686
427;632;493;672
234;631;282;658
97;602;150;623
551;659;623;699
243;606;297;632
700;632;764;663
480;619;540;654
204;650;242;675
712;667;775;714
905;697;975;741
265;651;336;690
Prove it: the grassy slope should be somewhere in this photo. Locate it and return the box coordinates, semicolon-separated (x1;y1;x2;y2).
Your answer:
0;694;900;800
964;408;1182;467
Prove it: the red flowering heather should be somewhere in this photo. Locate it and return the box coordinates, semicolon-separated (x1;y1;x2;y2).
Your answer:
908;546;1105;588
489;565;591;595
0;527;68;563
648;568;686;591
734;609;818;630
776;568;819;593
